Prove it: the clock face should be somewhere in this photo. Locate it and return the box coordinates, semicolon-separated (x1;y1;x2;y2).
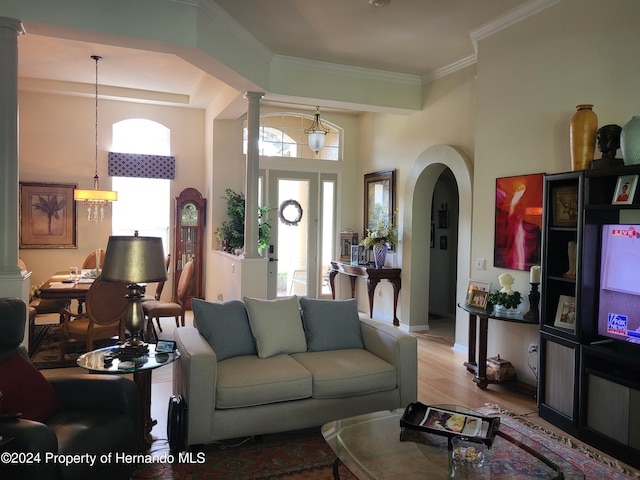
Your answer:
181;203;198;226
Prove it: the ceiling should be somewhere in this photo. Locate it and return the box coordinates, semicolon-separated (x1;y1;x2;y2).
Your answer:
16;0;538;113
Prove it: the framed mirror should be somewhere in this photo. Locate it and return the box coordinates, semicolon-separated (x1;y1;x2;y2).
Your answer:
364;169;396;243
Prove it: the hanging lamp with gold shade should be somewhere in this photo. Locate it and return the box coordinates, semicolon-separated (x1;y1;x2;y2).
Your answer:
74;55;117;222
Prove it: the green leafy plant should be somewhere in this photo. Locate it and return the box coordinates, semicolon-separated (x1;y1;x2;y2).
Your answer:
215;188;271;253
488;290;522;309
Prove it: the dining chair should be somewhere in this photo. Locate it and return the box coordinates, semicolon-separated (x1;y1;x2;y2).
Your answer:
143;258;194;340
82;248;106;270
141;254;171;303
59;275;129;359
19;258;70;353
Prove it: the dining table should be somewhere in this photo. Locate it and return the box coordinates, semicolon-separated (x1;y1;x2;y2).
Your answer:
38;270;96;314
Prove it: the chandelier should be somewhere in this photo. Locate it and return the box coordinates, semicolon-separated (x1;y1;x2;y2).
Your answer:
74;55;117;222
304;106;330;154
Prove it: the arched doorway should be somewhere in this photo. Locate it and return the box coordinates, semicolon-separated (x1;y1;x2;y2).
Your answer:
401;145;473;349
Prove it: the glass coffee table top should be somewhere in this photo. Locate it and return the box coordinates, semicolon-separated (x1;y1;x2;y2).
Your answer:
321;407;585;479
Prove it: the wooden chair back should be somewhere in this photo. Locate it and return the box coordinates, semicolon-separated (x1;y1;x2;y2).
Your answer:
153;254;171;301
83;249;106;269
176;259;195;305
85;276;130;326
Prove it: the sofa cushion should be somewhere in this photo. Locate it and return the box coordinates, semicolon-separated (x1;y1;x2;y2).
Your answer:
216;354;312;408
0;352;58;422
299;297;364;352
243;296;307;358
291;350;396;399
192;298;256;361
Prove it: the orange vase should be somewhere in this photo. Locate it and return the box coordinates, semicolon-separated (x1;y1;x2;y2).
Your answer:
570;104;598;171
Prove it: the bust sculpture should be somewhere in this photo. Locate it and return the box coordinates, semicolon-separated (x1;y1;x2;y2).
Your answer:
593;124;623;168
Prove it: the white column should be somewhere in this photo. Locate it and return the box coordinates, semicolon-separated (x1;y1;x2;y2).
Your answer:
0;17;24;276
243;91;264;258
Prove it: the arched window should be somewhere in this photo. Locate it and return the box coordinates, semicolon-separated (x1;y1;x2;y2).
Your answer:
243;113;342;161
111;119;171;253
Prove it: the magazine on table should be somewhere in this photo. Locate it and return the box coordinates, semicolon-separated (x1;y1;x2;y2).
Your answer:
418;406;489;437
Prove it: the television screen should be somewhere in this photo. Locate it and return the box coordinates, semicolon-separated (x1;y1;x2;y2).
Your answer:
597;224;640;343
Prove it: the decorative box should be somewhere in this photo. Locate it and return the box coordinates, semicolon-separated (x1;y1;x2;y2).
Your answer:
486;355;516;382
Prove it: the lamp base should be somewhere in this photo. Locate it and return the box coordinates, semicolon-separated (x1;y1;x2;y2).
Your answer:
118;342;149;360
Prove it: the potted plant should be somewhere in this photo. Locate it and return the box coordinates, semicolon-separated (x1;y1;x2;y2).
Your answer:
215;188;271;255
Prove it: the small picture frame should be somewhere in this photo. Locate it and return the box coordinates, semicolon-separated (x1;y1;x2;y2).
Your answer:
440;235;448;250
340;232;359;261
552;185;579;227
465;280;492;306
350;245;360;265
612;174;638;205
468;290;490;309
554;295;576;331
358;246;369;265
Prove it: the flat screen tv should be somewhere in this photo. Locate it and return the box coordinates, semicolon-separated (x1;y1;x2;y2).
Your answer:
597;224;640;344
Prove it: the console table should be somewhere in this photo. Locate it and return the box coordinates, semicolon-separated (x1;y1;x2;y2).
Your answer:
329;261;401;326
458;303;537;396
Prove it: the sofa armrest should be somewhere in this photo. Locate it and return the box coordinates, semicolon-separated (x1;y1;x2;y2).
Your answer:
173;326;218;445
360;318;417;407
50;375;138;421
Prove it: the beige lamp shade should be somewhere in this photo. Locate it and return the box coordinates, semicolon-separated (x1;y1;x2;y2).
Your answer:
101;236;167;284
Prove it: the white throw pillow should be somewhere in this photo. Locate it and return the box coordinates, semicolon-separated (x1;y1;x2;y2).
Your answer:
243;296;307;358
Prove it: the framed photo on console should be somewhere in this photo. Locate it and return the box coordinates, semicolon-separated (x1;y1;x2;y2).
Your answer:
465;280;491;307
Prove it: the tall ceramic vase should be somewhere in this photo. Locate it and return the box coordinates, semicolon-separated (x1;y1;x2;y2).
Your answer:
570;104;598;171
373;244;387;269
621;116;640;165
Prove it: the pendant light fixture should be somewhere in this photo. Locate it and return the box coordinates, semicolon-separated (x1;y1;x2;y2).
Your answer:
304;106;330;154
74;55;117;222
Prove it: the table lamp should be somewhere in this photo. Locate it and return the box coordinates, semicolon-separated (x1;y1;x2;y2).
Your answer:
101;233;167;358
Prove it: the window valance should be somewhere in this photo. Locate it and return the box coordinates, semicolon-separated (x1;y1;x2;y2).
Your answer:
108;152;175;179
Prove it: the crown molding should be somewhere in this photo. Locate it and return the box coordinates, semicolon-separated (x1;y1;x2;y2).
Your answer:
470;0;561;52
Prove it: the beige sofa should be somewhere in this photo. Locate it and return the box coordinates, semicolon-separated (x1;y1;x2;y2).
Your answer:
172;296;417;446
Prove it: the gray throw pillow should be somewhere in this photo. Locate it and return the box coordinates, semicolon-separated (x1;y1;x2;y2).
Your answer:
299;297;364;352
243;296;307;358
192;298;256;361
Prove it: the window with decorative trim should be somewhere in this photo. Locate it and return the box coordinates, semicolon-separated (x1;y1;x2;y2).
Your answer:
243;113;342;161
110;119;171;252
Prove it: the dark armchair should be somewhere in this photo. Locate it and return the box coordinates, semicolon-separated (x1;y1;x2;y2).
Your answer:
0;298;139;480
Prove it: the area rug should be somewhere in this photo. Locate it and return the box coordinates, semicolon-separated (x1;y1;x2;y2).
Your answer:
131;407;639;480
29;324;117;369
131;430;356;480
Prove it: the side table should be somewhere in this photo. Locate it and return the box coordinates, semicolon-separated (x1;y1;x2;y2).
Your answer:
458;303;537;396
77;344;179;450
329;261;401;325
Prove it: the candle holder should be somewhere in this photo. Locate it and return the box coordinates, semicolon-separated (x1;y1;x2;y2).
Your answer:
523;283;540;321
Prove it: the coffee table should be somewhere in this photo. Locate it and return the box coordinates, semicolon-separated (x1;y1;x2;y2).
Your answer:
322;407;585;479
77;344;179;450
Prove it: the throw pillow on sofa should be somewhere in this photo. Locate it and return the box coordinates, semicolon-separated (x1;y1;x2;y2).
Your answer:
244;296;307;358
299;297;364;351
192;298;256;361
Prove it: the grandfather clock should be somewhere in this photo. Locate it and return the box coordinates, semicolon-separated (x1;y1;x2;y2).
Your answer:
174;188;206;309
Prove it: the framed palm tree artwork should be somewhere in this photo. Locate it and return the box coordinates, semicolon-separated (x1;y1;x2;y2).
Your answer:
20;182;77;248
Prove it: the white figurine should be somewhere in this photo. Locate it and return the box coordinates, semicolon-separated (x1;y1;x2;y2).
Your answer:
498;273;515;294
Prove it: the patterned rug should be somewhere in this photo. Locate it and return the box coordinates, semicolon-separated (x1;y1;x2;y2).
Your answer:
131;407;639;479
30;324;117;369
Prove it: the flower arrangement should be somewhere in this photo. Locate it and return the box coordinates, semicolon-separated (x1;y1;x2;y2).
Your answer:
361;212;398;249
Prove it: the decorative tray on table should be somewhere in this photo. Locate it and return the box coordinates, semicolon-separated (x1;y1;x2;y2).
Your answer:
400;402;500;447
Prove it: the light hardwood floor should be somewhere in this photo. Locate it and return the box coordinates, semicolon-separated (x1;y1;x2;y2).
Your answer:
41;312;638;474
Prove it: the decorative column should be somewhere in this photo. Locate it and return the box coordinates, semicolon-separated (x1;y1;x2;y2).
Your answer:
0;17;25;277
243;91;264;258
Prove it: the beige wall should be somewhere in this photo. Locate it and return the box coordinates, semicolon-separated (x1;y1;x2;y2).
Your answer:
18;90;206;295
